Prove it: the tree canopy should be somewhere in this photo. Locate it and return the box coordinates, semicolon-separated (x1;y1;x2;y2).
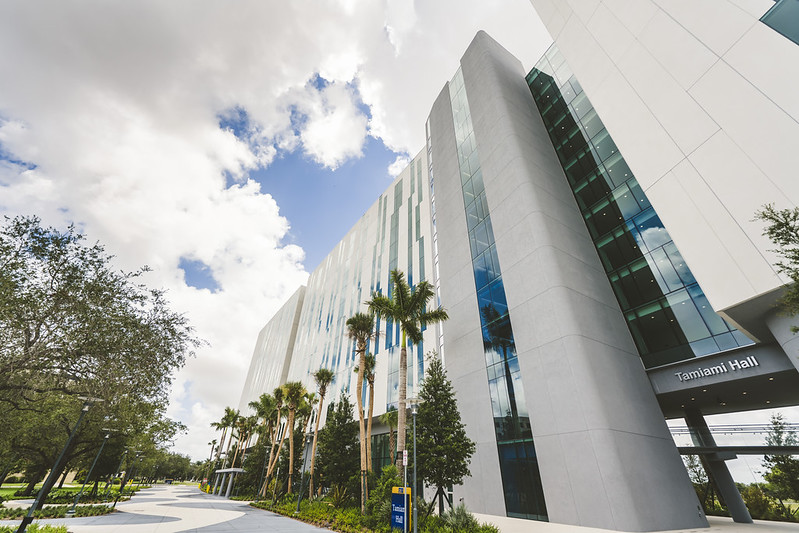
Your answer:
0;215;198;504
416;355;475;513
755;204;799;330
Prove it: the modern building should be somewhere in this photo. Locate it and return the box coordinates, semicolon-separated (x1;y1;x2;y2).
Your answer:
238;10;799;531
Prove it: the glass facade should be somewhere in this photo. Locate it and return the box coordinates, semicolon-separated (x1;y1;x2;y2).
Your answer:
448;68;547;521
762;0;799;45
526;46;753;369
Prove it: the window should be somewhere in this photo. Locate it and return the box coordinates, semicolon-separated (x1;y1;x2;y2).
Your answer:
762;0;799;45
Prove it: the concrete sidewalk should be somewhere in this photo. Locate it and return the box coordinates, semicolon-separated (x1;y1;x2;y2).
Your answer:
474;513;799;533
2;484;330;532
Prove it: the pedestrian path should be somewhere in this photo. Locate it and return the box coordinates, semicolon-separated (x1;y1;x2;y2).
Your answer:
474;512;799;533
3;484;330;532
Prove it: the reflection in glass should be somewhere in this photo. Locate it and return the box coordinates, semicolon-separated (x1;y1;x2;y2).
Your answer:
526;46;753;369
450;67;547;521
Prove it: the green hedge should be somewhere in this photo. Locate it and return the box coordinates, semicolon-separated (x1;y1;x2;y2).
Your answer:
0;526;68;533
0;505;114;520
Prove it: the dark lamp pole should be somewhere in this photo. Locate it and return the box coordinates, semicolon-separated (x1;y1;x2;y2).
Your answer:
408;397;420;533
17;397;101;533
295;431;314;513
68;431;111;515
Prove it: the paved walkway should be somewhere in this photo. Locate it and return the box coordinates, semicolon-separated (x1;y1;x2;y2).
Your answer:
474;513;799;533
2;484;330;532
4;485;799;532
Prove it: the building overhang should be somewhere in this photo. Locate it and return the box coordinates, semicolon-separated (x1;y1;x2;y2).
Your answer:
647;343;799;418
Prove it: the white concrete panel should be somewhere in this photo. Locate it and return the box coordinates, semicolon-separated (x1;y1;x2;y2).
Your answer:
647;158;759;312
689;60;799;208
687;131;786;293
566;0;600;25
586;3;635;61
600;0;658;36
528;0;569;39
726;0;775;18
638;8;719;89
724;23;799;122
652;0;757;56
555;9;616;95
590;68;684;188
617;41;719;155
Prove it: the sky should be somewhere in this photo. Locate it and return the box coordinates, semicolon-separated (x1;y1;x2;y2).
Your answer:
1;1;794;489
0;0;553;462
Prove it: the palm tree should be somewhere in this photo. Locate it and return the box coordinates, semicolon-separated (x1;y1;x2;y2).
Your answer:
354;352;378;472
222;408;240;467
300;392;316;436
367;269;448;469
364;353;377;472
231;415;257;467
264;387;286;493
248;393;277;447
211;407;238;464
346;311;375;510
379;407;398;468
309;367;334;500
283;380;307;494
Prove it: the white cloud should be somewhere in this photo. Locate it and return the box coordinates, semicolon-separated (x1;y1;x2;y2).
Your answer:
0;0;551;459
388;154;411;177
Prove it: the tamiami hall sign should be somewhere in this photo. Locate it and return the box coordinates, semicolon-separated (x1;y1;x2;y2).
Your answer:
674;355;759;383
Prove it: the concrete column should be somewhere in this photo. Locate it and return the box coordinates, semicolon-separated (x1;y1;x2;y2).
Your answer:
216;473;227;495
225;472;235;498
765;311;799;372
212;473;220;494
684;409;752;523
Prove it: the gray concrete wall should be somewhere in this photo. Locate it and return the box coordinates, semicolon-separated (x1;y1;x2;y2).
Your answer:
428;83;508;517
432;31;707;531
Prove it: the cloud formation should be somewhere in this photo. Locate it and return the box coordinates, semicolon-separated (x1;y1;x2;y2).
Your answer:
0;0;549;458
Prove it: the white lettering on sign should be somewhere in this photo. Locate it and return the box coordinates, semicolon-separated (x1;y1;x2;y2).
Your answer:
674;356;759;383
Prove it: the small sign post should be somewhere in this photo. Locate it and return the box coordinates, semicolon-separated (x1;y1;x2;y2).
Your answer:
391;486;412;531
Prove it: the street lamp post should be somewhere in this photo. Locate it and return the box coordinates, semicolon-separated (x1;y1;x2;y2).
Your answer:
17;397;100;533
409;397;420;533
104;449;127;500
295;431;314;513
68;431;111;515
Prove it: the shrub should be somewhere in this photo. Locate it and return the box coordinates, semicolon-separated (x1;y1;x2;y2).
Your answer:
329;484;349;509
0;526;68;533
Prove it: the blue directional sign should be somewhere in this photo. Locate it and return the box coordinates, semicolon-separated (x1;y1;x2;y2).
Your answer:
391;486;411;531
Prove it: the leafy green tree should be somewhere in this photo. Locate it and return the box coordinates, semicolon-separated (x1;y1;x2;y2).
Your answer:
309;367;333;499
755;204;799;330
367;269;448;470
316;394;359;496
0;215;198;400
762;413;799;514
0;216;197;508
417;355;475;514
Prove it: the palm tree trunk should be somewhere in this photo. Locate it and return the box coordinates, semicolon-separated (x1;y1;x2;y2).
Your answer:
389;425;395;465
287;411;296;493
396;332;407;470
308;393;325;500
366;377;375;472
266;416;288;481
217;428;227;460
355;342;367;511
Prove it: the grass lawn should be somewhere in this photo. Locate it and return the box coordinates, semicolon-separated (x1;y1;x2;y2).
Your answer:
0;485;84;500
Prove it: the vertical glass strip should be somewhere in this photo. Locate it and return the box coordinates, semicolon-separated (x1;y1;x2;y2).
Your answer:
448;68;547;521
